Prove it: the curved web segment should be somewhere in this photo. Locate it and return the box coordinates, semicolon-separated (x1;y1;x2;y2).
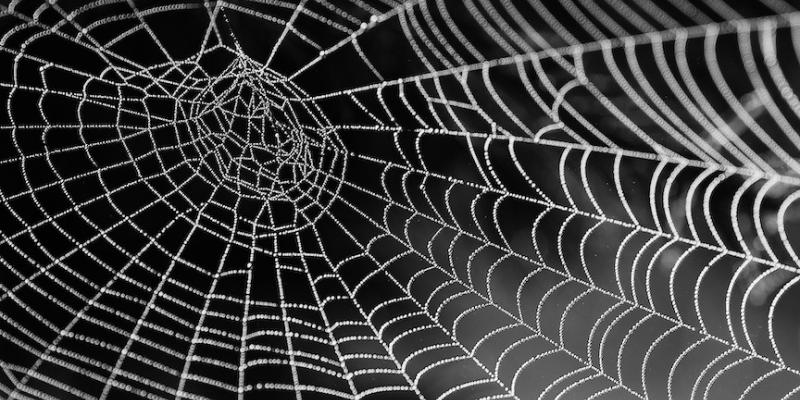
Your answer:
1;0;800;399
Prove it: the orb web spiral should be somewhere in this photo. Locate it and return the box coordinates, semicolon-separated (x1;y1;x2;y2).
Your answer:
3;1;800;400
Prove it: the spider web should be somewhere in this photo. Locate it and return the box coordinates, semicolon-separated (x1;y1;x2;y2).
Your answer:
1;0;800;399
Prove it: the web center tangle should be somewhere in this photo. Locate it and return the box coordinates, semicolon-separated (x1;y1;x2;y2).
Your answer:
183;56;346;236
